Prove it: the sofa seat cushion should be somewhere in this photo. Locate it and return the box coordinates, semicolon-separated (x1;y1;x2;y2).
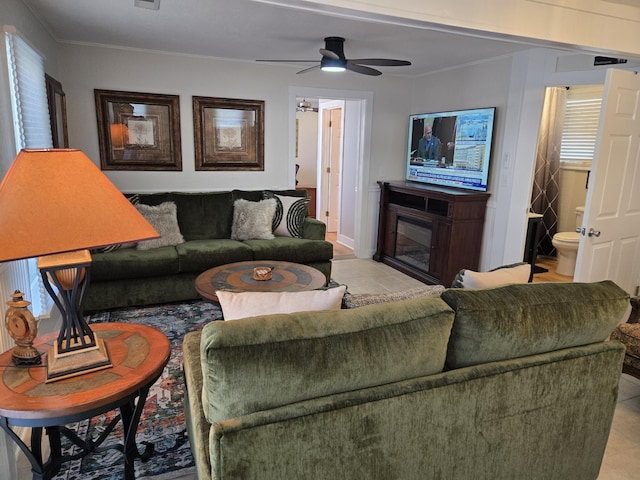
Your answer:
199;295;454;423
243;237;333;263
91;246;180;282
176;239;253;273
441;280;629;369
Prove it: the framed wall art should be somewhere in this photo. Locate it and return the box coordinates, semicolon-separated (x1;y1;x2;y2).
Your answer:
193;96;264;171
94;89;182;171
46;74;69;148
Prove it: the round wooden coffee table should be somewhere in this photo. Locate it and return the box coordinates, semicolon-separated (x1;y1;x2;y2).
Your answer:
195;260;327;302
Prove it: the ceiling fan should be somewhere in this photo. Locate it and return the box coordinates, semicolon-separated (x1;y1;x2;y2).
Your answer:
257;37;411;76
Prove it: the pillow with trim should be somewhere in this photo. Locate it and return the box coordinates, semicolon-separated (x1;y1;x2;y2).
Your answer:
92;194;140;253
343;285;446;308
263;191;309;238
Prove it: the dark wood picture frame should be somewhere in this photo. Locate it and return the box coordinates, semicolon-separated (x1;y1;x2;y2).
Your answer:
193;96;264;171
45;74;69;148
94;89;182;171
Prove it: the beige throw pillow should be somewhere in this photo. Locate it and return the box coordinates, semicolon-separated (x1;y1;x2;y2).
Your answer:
343;285;445;308
454;263;531;289
135;202;184;250
231;198;276;240
217;285;347;321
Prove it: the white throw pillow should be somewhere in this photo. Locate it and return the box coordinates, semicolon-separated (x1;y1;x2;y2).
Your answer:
231;198;276;241
135;201;184;250
264;193;309;238
455;263;531;289
217;285;347;321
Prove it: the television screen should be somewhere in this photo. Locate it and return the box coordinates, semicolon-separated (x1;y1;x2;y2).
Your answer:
406;107;496;192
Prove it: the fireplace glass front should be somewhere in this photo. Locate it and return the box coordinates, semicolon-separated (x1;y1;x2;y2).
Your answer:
395;217;432;273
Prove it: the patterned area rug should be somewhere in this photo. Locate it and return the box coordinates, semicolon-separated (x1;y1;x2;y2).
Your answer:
52;300;223;480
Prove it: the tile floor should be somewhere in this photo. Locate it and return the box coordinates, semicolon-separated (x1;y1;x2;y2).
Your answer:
18;257;640;479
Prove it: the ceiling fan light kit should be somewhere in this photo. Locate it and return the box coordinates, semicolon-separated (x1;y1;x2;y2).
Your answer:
257;36;411;76
321;57;347;72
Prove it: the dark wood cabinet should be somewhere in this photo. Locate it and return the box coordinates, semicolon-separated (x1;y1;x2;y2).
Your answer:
297;186;316;218
374;181;490;286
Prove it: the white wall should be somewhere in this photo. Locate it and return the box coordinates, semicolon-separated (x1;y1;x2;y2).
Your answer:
295;111;318;187
59;43;411;196
558;168;588;233
406;56;515;269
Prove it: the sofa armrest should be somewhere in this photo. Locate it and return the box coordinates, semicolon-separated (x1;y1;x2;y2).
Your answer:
183;331;212;480
302;217;326;240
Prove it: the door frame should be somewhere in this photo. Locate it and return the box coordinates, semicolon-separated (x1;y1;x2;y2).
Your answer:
288;87;373;258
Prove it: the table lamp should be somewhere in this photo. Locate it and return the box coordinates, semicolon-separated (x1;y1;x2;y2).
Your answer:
0;148;159;381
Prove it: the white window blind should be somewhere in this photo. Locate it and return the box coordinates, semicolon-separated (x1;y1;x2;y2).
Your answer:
2;28;53;319
4;29;52;150
559;85;603;166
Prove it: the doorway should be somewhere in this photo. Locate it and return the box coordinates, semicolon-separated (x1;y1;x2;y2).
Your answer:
530;84;602;278
291;87;373;258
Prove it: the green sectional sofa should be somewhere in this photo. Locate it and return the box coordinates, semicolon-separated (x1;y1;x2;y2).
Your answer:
183;280;629;480
84;189;333;311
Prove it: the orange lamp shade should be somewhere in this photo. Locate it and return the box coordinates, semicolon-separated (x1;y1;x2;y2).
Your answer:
0;148;159;262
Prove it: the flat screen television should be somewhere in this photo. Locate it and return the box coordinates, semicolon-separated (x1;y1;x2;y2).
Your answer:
406;107;496;192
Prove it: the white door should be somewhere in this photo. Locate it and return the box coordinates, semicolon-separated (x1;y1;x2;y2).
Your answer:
319;106;343;233
573;69;640;295
327;107;343;233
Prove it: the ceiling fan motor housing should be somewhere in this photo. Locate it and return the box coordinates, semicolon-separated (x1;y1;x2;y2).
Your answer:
324;37;346;58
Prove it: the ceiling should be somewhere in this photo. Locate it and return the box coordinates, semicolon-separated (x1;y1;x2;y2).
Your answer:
22;0;584;77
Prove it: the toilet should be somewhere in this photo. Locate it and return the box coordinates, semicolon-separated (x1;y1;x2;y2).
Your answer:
551;206;584;277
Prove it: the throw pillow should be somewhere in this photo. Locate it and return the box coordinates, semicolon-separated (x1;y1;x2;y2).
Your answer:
230;198;276;241
263;192;309;238
92;194;141;253
342;285;446;308
451;262;531;289
217;285;347;321
135;201;185;250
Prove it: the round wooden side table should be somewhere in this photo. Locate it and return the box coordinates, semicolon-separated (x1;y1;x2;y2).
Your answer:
195;260;327;302
0;323;170;480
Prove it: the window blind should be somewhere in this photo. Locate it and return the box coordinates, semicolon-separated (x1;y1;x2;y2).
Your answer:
4;30;52;150
2;29;53;319
559;85;603;166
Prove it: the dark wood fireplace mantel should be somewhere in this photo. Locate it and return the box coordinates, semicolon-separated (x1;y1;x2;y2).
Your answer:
374;181;490;286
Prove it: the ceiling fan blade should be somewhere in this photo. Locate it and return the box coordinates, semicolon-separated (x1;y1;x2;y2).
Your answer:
257;59;318;63
319;49;340;59
348;58;412;67
296;65;321;75
346;63;382;76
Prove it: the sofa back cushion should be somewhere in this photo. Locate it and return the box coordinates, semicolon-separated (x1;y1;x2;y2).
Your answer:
135;192;234;240
441;280;629;369
199;295;454;423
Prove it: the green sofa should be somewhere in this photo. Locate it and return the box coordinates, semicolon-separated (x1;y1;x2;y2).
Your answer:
84;189;332;311
182;280;628;480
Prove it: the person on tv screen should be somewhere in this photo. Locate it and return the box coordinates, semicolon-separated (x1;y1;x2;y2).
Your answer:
416;124;441;160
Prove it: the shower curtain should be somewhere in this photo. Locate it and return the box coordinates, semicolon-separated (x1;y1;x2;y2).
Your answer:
530;87;566;256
